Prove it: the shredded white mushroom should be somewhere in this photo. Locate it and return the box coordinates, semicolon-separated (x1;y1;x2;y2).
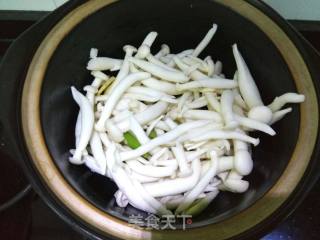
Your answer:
69;23;305;216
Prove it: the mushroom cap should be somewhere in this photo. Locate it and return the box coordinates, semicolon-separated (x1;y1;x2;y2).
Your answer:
248;105;273;124
234;150;253;175
137;44;150;59
123;44;137;53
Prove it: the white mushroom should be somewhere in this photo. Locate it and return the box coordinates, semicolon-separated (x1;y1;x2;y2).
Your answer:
90;48;98;59
205;92;221;112
107;45;137;94
234;114;276;136
268;93;305;112
205;56;215;76
117;101;169;132
176;78;238;91
69;26;305;216
87;57;123;71
232;44;273;124
70;87;94;164
91;70;108;80
270;107;293;125
114;190;129;207
130;58;189;83
182;110;222;122
141;78;179;95
214;61;223;75
171;143;192;177
89;132;107;174
220;90;238;129
233;137;253;176
135;31;158;59
128;115;150;144
127;86;177;103
192;130;260;146
192;24;218;57
126;160;176;178
154;44;170;58
132;179;172;215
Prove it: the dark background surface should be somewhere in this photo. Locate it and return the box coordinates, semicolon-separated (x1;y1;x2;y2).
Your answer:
0;12;320;240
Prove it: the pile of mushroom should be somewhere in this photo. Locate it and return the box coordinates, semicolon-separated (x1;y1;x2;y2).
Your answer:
70;23;305;216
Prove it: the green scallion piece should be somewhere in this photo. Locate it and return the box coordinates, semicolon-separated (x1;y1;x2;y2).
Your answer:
148;129;157;139
123;132;141;149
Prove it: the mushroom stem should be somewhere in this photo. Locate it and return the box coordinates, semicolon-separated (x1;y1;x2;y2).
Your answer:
164;117;178;130
176;78;238;91
106;144;157;213
99;132;111;148
268;93;305;112
182;56;208;73
221;90;239;129
130;58;189;83
172;143;191;177
222;179;249;193
126;160;176;178
117;101;168;132
112;164;157;213
232;89;248;110
154;44;170;58
177;123;223;142
87;57;123;71
130;171;159;183
187;96;208;109
234;114;276;136
107;45;137;94
192;130;260;146
178;92;192;112
143;158;201;197
128;115;150;145
135;32;158;59
183;110;222;122
270;107;293;125
70;87;94;164
232;44;263;108
205;92;221;113
89;131;107;174
132;179;172;215
120;120;209;161
147;53;180;72
127;86;177;103
90;48;98;59
105;120;124;142
214;61;223;75
175;151;218;214
114;190;129;207
141;78;179;95
192;24;218;57
205;56;215;76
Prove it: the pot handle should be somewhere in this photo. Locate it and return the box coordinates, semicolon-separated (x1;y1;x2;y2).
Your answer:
0;46;29;163
0;0;87;164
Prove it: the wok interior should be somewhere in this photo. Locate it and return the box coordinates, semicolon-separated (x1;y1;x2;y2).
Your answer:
40;0;299;228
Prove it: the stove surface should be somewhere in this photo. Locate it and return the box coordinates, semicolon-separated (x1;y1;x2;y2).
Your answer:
0;17;319;240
